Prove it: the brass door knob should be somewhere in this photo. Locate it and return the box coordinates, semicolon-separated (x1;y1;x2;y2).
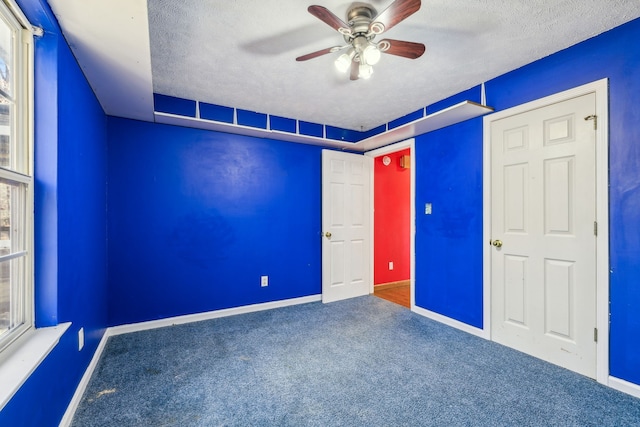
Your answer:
492;240;503;248
325;232;332;238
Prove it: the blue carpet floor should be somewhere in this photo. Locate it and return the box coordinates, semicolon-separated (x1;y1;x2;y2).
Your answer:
71;296;640;426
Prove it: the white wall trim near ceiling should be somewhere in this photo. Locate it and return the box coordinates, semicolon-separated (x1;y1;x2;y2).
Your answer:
155;101;493;152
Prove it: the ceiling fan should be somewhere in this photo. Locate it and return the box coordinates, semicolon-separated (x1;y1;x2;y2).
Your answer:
296;0;425;80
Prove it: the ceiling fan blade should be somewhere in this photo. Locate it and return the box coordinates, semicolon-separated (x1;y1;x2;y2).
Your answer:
378;39;425;59
350;60;359;80
370;0;421;34
308;5;351;35
296;46;343;61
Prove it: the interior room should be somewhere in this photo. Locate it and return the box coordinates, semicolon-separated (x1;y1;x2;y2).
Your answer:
1;0;640;425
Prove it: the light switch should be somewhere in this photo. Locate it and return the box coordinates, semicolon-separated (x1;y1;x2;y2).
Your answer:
425;203;432;214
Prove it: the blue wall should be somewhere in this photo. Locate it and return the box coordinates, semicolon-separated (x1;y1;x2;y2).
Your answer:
57;34;108;346
414;18;640;385
414;117;484;327
0;1;108;425
107;118;322;326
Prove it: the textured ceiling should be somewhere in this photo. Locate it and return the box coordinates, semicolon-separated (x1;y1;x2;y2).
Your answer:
49;0;640;132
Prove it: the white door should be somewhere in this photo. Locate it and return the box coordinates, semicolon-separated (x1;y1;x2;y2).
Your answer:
490;93;597;378
322;149;372;303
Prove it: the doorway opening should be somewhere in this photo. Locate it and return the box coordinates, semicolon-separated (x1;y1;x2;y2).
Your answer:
366;139;415;309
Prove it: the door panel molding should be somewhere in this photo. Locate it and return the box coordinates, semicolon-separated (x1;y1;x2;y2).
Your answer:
483;78;609;384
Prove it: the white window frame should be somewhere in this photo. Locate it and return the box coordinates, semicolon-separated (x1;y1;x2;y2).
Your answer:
0;0;35;356
0;1;68;413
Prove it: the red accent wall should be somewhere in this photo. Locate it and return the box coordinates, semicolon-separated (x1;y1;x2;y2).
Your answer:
374;148;411;285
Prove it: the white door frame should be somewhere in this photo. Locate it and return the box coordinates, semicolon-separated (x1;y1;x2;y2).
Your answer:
482;78;610;385
365;138;416;309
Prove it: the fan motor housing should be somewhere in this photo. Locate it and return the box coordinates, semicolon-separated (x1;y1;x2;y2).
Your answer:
344;3;377;42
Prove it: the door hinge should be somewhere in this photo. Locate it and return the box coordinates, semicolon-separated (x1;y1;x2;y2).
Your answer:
594;328;598;343
584;114;597;130
594;221;598;236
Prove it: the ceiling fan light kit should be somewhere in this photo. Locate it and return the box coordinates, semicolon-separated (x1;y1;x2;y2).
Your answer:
362;44;381;65
358;63;374;79
334;50;354;72
296;0;425;81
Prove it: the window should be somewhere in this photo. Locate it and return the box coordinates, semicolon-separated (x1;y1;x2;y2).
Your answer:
0;0;33;355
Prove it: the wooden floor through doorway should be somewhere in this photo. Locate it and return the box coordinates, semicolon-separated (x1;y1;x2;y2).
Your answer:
373;281;410;308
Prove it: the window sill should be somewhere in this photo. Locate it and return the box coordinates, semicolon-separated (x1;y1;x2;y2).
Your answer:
0;322;71;410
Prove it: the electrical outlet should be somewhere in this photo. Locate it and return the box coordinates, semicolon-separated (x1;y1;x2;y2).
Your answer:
261;275;268;287
389;261;394;270
78;327;84;351
425;203;432;215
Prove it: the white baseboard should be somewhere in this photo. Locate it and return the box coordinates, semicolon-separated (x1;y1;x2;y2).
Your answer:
608;376;640;399
411;307;640;400
108;294;322;336
412;305;489;339
59;328;110;427
58;294;322;426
